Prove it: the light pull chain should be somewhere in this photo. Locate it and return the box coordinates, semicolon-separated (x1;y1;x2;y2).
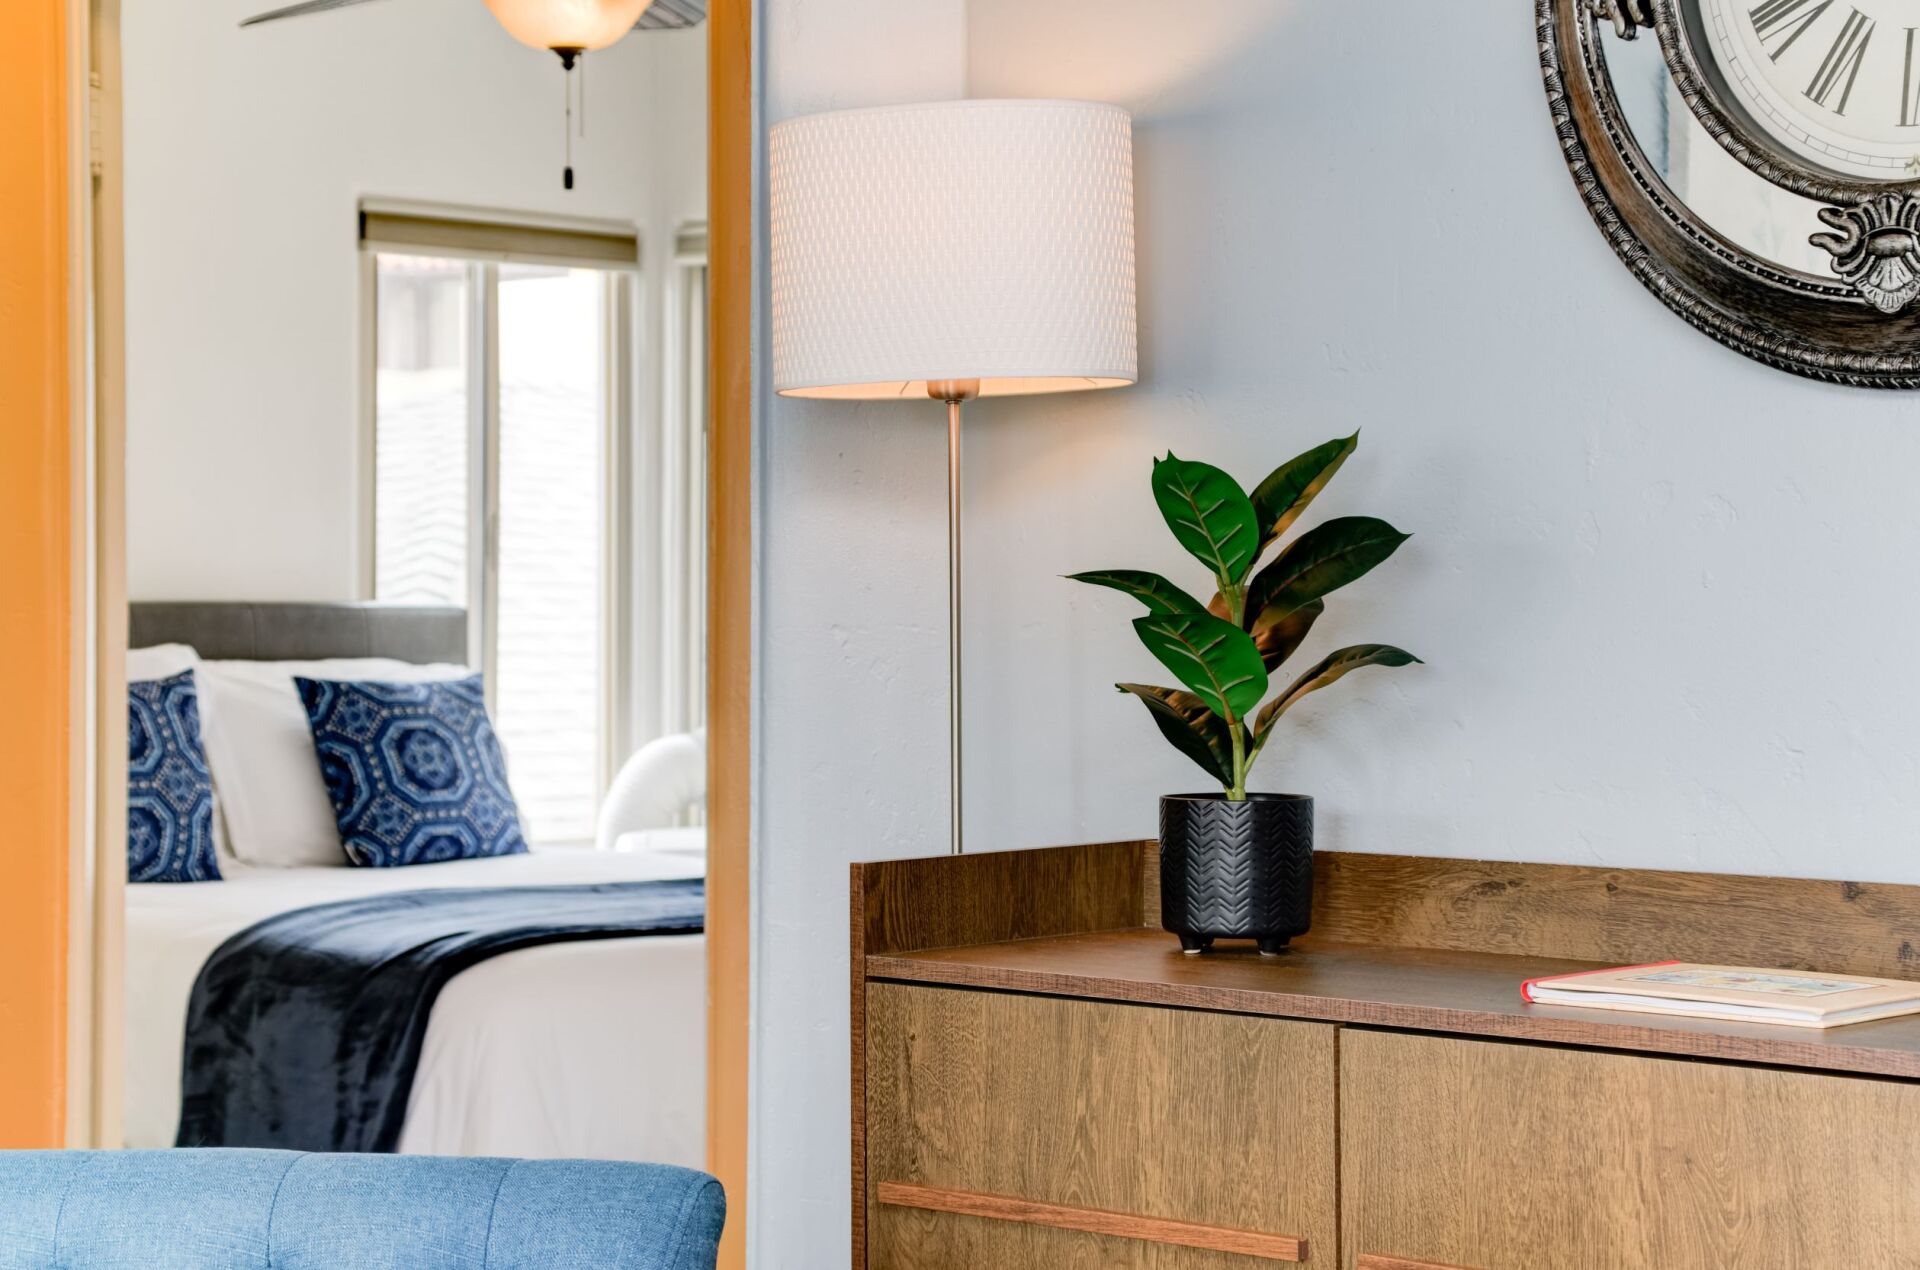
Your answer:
551;48;586;191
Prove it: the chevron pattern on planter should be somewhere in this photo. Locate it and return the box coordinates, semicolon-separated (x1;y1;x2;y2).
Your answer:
1159;794;1313;955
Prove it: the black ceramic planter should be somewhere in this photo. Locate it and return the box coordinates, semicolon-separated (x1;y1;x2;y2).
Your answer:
1159;792;1313;956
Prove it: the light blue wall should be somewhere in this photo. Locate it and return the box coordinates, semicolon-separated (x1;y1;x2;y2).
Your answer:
957;0;1920;877
751;4;967;1263
754;0;1920;1261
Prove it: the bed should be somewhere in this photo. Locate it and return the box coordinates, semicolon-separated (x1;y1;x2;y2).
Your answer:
122;602;707;1169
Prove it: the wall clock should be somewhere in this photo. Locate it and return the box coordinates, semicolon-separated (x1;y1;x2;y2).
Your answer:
1539;0;1920;385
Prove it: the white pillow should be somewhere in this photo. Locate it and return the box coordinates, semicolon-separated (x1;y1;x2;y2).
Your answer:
197;658;473;868
126;643;199;683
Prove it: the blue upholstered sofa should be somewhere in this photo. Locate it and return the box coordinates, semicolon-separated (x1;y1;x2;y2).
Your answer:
0;1151;725;1269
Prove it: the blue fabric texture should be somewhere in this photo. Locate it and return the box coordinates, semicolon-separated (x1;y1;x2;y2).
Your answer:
0;1151;724;1270
127;670;220;883
296;675;528;867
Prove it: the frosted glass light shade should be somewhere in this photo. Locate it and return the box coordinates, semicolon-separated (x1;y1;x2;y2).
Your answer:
482;0;654;51
770;99;1137;400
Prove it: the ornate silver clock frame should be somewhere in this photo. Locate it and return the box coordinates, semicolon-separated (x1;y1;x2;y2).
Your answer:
1539;0;1920;386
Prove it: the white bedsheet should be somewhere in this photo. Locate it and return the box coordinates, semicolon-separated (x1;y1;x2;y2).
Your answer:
125;847;706;1167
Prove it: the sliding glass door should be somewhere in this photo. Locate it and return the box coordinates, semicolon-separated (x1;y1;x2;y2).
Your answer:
371;252;627;846
494;264;609;845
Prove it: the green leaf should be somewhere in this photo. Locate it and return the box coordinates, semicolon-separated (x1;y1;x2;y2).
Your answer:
1245;516;1410;626
1133;611;1268;722
1250;597;1323;672
1151;453;1260;587
1250;433;1358;555
1116;684;1233;785
1255;644;1421;740
1066;570;1205;615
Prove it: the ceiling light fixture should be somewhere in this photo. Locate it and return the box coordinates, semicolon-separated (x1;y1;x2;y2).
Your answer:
482;0;655;55
239;0;707;190
480;0;656;187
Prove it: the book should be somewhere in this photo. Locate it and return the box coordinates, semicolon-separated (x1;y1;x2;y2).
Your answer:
1519;961;1920;1028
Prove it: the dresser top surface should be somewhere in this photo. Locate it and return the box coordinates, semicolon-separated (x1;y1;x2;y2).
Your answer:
868;928;1920;1080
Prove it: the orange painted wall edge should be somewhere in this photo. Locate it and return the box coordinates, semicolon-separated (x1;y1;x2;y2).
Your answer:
0;0;74;1148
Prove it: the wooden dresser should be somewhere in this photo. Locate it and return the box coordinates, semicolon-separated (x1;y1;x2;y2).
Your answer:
850;842;1920;1269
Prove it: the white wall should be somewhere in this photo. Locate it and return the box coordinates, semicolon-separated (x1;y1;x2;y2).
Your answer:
753;0;1920;1261
123;0;705;601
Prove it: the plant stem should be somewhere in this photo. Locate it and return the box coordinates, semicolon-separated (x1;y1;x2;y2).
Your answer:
1221;576;1249;800
1228;721;1247;801
1223;580;1247;629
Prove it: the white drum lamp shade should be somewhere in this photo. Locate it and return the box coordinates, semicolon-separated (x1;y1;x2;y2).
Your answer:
768;98;1136;856
769;99;1137;399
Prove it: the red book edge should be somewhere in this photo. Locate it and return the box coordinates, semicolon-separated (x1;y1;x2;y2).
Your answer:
1519;961;1682;1004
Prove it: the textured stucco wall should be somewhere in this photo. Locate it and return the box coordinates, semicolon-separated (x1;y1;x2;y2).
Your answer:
751;1;1920;1262
957;0;1920;877
751;1;968;1263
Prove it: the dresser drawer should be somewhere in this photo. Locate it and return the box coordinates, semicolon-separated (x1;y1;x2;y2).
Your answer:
864;982;1336;1268
1341;1029;1920;1270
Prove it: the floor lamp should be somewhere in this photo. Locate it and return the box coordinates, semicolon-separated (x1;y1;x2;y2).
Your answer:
769;99;1138;855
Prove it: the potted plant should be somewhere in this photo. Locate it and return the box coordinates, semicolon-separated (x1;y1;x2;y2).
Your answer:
1069;434;1418;955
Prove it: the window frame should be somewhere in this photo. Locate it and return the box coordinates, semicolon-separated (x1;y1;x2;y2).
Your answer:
358;217;638;842
658;223;708;744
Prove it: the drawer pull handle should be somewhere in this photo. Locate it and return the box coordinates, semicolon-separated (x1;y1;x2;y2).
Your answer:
875;1181;1307;1262
1356;1257;1480;1270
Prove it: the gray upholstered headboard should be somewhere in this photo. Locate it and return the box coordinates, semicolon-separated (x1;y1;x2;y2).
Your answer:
129;602;467;665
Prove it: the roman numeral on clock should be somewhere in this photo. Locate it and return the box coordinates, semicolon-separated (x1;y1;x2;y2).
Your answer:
1805;8;1873;114
1750;0;1832;60
1904;28;1920;125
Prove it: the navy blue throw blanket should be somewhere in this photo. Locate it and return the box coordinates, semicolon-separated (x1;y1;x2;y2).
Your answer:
176;879;704;1152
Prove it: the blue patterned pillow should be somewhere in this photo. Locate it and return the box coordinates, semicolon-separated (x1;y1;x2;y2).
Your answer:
295;675;528;867
128;671;221;883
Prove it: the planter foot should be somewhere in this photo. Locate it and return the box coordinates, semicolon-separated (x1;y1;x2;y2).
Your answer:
1177;933;1214;954
1257;937;1291;957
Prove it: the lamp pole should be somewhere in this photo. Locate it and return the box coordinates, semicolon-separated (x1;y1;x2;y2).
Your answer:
928;379;978;856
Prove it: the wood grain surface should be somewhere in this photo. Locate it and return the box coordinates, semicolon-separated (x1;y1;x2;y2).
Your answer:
851;841;1147;1266
1307;850;1920;980
853;843;1920;1267
857;841;1146;957
1341;1029;1920;1269
869;929;1920;1079
86;0;128;1152
705;2;751;1264
865;983;1335;1269
861;843;1920;979
876;1183;1306;1262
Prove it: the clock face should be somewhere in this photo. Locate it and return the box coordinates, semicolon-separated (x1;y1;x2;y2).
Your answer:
1696;0;1920;180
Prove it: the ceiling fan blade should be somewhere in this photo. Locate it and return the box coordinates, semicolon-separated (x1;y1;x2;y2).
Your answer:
240;0;389;29
635;0;706;30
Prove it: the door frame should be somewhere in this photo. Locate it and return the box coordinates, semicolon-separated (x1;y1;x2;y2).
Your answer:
78;0;127;1152
68;1;754;1259
705;3;753;1266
